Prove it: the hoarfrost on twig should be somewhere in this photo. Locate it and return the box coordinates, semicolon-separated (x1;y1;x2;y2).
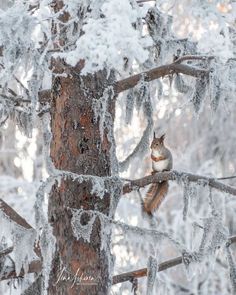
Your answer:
225;244;236;294
0;210;37;278
146;256;158;295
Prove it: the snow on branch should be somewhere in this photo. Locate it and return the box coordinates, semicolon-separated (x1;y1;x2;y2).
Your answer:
114;62;209;94
112;235;236;285
37;56;212;100
122;170;236;196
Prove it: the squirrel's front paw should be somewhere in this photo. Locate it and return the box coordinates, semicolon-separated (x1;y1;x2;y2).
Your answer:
151;170;157;175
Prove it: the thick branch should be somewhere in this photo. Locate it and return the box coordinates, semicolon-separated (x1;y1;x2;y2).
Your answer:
122;170;236;196
114;63;209;94
113;235;236;285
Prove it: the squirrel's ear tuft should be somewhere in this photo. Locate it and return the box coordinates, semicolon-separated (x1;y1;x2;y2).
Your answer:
160;133;165;142
153;132;156;139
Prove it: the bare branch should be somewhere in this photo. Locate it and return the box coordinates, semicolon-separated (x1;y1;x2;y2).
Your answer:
174;55;215;64
136;0;155;3
0;198;32;230
28;4;40;13
7;88;18;98
136;0;155;5
114;63;209;94
217;176;236;180
122;170;236;196
113;235;236;285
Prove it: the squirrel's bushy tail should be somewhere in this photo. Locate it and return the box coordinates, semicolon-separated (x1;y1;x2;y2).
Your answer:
143;181;168;215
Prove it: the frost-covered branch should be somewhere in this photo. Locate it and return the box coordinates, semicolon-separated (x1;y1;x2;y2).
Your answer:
3;235;236;283
115;63;209;93
0;259;42;281
13;74;30;97
0;246;13;258
123;170;236;196
38;56;212;100
112;235;236;285
0;199;41;257
112;256;182;285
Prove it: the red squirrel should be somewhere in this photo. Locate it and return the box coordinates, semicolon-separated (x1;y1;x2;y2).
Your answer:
143;133;173;215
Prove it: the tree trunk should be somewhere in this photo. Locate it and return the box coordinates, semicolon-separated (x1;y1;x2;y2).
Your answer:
47;60;117;295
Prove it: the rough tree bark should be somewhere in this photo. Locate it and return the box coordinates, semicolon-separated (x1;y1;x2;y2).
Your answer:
47;58;117;294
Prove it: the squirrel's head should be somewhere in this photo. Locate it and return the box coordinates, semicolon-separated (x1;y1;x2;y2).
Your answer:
151;133;165;149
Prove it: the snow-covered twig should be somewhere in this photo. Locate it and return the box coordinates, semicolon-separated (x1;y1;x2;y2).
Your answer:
122;170;236;196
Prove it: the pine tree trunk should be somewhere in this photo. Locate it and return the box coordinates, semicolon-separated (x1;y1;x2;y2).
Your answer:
47;60;116;295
